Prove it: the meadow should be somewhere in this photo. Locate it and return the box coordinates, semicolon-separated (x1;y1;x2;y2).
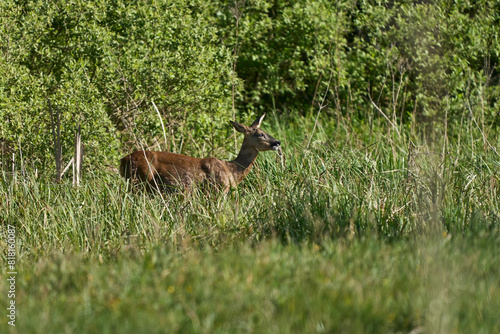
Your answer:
1;113;499;333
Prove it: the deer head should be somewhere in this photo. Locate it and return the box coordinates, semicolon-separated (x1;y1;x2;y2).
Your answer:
230;114;281;153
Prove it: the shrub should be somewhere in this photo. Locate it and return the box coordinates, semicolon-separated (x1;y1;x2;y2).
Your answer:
0;0;235;175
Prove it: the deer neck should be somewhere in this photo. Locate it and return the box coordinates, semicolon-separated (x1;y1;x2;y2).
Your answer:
228;143;260;184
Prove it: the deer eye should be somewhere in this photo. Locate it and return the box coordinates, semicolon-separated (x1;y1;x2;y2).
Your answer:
256;133;265;138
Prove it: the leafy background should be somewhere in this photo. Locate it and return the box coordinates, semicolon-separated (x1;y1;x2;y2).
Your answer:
1;0;498;175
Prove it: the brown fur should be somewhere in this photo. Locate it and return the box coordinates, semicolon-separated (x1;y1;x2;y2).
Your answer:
120;114;280;193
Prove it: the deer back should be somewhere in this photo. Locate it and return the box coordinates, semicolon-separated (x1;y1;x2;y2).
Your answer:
120;150;234;192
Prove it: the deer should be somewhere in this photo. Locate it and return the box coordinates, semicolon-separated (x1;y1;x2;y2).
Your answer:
120;114;281;193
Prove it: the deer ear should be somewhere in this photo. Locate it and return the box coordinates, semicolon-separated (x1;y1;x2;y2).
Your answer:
230;121;248;134
250;114;266;128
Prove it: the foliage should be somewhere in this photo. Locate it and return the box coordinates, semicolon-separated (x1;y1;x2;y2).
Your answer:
1;0;499;175
218;0;500;131
1;1;499;332
216;0;346;114
0;0;234;174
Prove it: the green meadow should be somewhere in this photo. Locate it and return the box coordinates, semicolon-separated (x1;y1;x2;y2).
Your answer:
2;113;500;333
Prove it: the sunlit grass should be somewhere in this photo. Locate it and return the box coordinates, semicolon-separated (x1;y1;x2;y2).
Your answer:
1;114;499;333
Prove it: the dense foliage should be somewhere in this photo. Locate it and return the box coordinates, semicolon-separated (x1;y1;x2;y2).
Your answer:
1;0;234;173
1;0;499;173
220;0;500;126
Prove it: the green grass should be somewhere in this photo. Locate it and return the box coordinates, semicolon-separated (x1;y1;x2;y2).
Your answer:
4;237;500;334
1;114;499;333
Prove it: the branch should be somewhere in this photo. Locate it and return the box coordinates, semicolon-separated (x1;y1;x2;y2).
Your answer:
368;89;401;138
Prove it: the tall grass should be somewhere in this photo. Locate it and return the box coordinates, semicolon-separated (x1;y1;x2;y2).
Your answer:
2;112;499;253
1;113;499;333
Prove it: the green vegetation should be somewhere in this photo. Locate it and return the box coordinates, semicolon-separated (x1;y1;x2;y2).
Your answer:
1;113;499;332
1;0;499;333
4;237;500;333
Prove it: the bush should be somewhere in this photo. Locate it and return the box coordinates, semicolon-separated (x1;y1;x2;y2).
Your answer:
1;0;499;177
218;0;500;130
0;0;235;175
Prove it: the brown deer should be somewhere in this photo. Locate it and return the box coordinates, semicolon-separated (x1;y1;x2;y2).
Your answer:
120;114;280;193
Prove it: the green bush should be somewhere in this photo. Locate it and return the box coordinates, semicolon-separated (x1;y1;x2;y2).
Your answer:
218;0;499;130
0;0;235;175
1;0;499;177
